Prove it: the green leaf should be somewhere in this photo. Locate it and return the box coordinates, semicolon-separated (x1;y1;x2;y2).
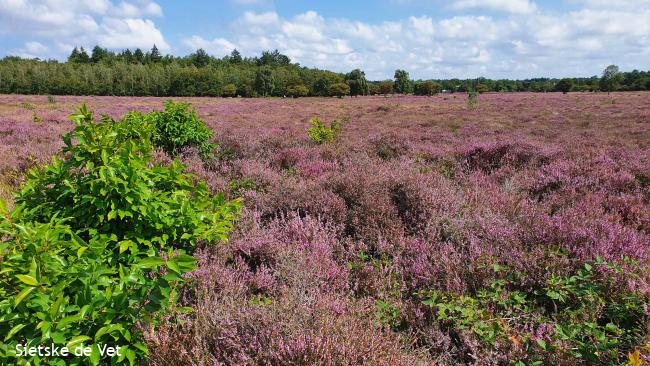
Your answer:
16;274;39;286
66;335;91;349
77;246;88;258
4;323;26;341
14;286;36;307
57;314;81;329
90;344;101;365
136;257;165;269
0;197;7;215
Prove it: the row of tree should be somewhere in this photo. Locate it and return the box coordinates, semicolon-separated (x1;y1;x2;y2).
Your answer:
1;46;648;97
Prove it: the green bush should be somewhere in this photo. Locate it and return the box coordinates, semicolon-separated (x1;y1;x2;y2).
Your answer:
221;84;237;97
287;84;309;98
307;117;341;144
329;83;350;98
0;105;240;365
141;100;214;157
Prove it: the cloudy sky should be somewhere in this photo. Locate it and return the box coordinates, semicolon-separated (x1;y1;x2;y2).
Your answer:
1;0;649;79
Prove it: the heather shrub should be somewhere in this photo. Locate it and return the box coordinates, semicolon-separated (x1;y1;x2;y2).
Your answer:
0;105;240;365
458;142;550;174
371;134;410;160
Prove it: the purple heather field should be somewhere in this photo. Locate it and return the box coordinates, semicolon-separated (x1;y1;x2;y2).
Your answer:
1;92;650;364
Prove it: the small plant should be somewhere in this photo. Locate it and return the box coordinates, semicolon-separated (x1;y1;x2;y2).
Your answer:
19;102;36;110
375;300;405;331
228;178;261;197
467;91;479;108
32;113;42;124
307;117;341;144
47;95;56;104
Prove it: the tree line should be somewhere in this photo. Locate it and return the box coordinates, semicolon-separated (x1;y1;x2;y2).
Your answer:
1;45;649;97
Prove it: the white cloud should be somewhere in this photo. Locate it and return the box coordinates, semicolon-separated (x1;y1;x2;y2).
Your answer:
183;5;650;79
1;0;167;58
450;0;537;14
241;11;279;26
13;41;49;59
97;18;169;50
184;36;237;55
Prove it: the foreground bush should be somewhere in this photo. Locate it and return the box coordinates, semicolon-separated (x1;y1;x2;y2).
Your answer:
0;105;240;365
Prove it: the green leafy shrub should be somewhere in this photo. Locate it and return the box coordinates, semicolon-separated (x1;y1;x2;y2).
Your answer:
0;105;241;365
307;117;341;144
221;84;237;97
287;84;309;98
140;100;215;157
420;260;649;365
329;83;350;98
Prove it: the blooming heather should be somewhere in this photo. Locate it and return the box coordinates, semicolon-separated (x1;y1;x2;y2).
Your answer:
1;92;650;364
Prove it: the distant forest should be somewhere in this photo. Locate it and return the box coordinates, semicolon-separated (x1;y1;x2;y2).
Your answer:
1;45;649;97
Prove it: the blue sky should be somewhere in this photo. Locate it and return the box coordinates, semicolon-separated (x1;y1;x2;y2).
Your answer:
1;0;649;79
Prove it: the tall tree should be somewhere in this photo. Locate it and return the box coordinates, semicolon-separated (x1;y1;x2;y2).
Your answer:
90;46;108;63
379;81;393;96
345;69;369;96
230;49;242;64
254;68;275;96
393;69;412;94
133;48;145;64
190;48;211;68
600;64;621;94
69;47;90;64
149;44;162;63
555;78;573;94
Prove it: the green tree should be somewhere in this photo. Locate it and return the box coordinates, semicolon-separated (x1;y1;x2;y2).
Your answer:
393;69;412;94
600;64;621;94
149;44;162;63
379;81;393;96
475;83;490;94
313;77;331;97
287;84;309;98
345;69;369;96
190;48;211;68
90;45;108;63
556;78;574;94
254;68;275;96
133;48;145;64
329;82;350;98
68;47;90;64
222;83;237;97
230;49;242;63
414;80;441;96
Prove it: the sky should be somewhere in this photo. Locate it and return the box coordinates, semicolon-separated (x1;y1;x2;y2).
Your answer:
1;0;649;80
